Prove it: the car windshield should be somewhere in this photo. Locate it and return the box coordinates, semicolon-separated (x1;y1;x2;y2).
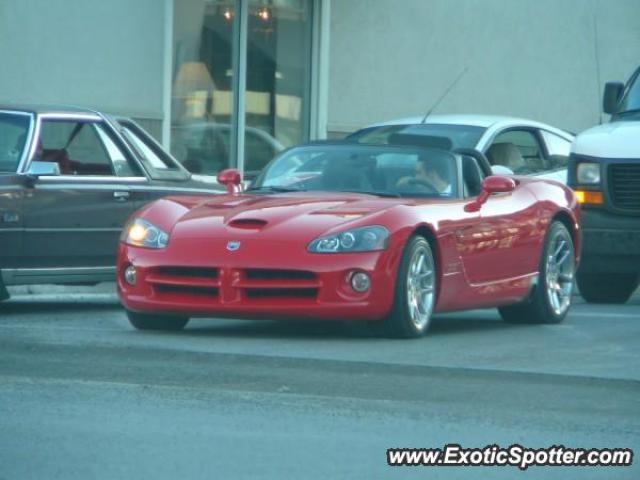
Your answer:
618;69;640;118
0;112;31;173
252;144;459;198
346;123;486;150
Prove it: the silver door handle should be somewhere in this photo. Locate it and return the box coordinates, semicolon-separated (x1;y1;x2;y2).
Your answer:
113;191;130;201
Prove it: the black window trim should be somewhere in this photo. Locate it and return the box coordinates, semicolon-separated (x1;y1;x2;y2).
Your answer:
23;114;147;180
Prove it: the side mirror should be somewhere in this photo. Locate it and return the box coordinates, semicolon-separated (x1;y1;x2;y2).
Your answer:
603;82;624;114
482;175;517;194
26;161;61;176
464;175;516;212
216;168;242;194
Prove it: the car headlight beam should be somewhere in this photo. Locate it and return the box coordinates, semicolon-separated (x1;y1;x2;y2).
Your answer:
122;218;169;249
308;226;389;253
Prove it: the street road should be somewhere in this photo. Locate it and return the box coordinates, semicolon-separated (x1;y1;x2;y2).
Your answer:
1;287;638;479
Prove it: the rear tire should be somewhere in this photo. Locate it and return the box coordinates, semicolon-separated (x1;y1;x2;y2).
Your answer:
126;310;189;331
499;221;575;324
576;272;639;304
383;236;437;338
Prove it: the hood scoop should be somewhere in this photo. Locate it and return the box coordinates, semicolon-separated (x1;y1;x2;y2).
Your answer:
228;218;268;230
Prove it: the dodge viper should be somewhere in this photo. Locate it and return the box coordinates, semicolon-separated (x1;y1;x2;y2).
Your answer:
117;143;580;338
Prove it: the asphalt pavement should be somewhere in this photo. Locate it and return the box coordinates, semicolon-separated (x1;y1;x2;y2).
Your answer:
1;285;638;479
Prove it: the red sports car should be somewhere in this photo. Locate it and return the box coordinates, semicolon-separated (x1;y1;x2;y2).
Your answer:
117;143;580;338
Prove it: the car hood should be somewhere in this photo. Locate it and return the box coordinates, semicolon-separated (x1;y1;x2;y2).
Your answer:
573;121;640;158
162;192;405;242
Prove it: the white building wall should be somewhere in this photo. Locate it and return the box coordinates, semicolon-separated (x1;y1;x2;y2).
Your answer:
0;0;167;138
328;0;640;135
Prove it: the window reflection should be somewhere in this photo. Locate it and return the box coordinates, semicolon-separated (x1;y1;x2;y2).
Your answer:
244;0;311;177
171;0;312;178
172;0;235;174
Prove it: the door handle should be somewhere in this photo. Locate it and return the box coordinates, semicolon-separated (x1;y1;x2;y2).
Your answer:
113;191;130;202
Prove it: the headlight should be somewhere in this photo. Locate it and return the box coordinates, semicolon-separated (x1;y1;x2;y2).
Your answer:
308;226;389;253
121;218;169;249
577;162;601;184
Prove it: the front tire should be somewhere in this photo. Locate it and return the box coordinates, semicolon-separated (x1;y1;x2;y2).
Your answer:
499;221;575;324
383;236;437;338
126;310;189;331
576;272;639;304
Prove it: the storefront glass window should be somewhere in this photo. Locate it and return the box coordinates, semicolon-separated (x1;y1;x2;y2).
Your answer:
172;0;235;175
171;0;313;178
244;0;312;177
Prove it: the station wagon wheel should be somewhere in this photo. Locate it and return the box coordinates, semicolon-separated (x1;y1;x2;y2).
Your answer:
384;235;437;338
499;221;575;324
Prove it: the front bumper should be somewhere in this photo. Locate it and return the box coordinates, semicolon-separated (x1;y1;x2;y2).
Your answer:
117;238;399;321
579;207;640;274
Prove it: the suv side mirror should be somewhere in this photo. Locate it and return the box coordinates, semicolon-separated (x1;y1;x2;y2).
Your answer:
464;176;516;212
216;168;242;194
603;82;624;114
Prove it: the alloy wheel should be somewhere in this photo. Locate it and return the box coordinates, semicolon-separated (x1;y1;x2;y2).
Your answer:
545;232;575;316
406;245;435;330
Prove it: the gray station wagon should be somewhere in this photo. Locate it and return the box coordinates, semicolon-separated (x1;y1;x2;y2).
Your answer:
0;105;222;301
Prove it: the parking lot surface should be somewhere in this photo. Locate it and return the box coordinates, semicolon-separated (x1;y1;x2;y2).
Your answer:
1;287;638;479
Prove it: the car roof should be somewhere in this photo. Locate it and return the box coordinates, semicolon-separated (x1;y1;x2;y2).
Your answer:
368;114;558;130
298;139;456;151
0;103;116;117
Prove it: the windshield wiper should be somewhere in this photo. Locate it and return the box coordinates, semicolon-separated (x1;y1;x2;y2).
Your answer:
245;186;303;193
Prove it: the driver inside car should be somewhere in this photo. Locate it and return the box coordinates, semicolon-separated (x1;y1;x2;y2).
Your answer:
395;154;452;194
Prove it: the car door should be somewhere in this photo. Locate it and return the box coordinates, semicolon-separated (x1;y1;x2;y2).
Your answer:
0;174;24;271
0;110;31;271
21;115;148;271
455;155;541;285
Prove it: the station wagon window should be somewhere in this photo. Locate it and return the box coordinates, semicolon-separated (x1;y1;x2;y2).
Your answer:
95;124;144;177
36;120;141;177
486;129;546;174
120;122;178;171
0;112;30;173
540;130;571;169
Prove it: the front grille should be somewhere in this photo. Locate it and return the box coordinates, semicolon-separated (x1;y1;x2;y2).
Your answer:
240;269;319;302
155;284;219;298
245;288;317;299
609;164;640;211
244;269;317;281
144;266;320;303
157;266;218;279
147;266;220;302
